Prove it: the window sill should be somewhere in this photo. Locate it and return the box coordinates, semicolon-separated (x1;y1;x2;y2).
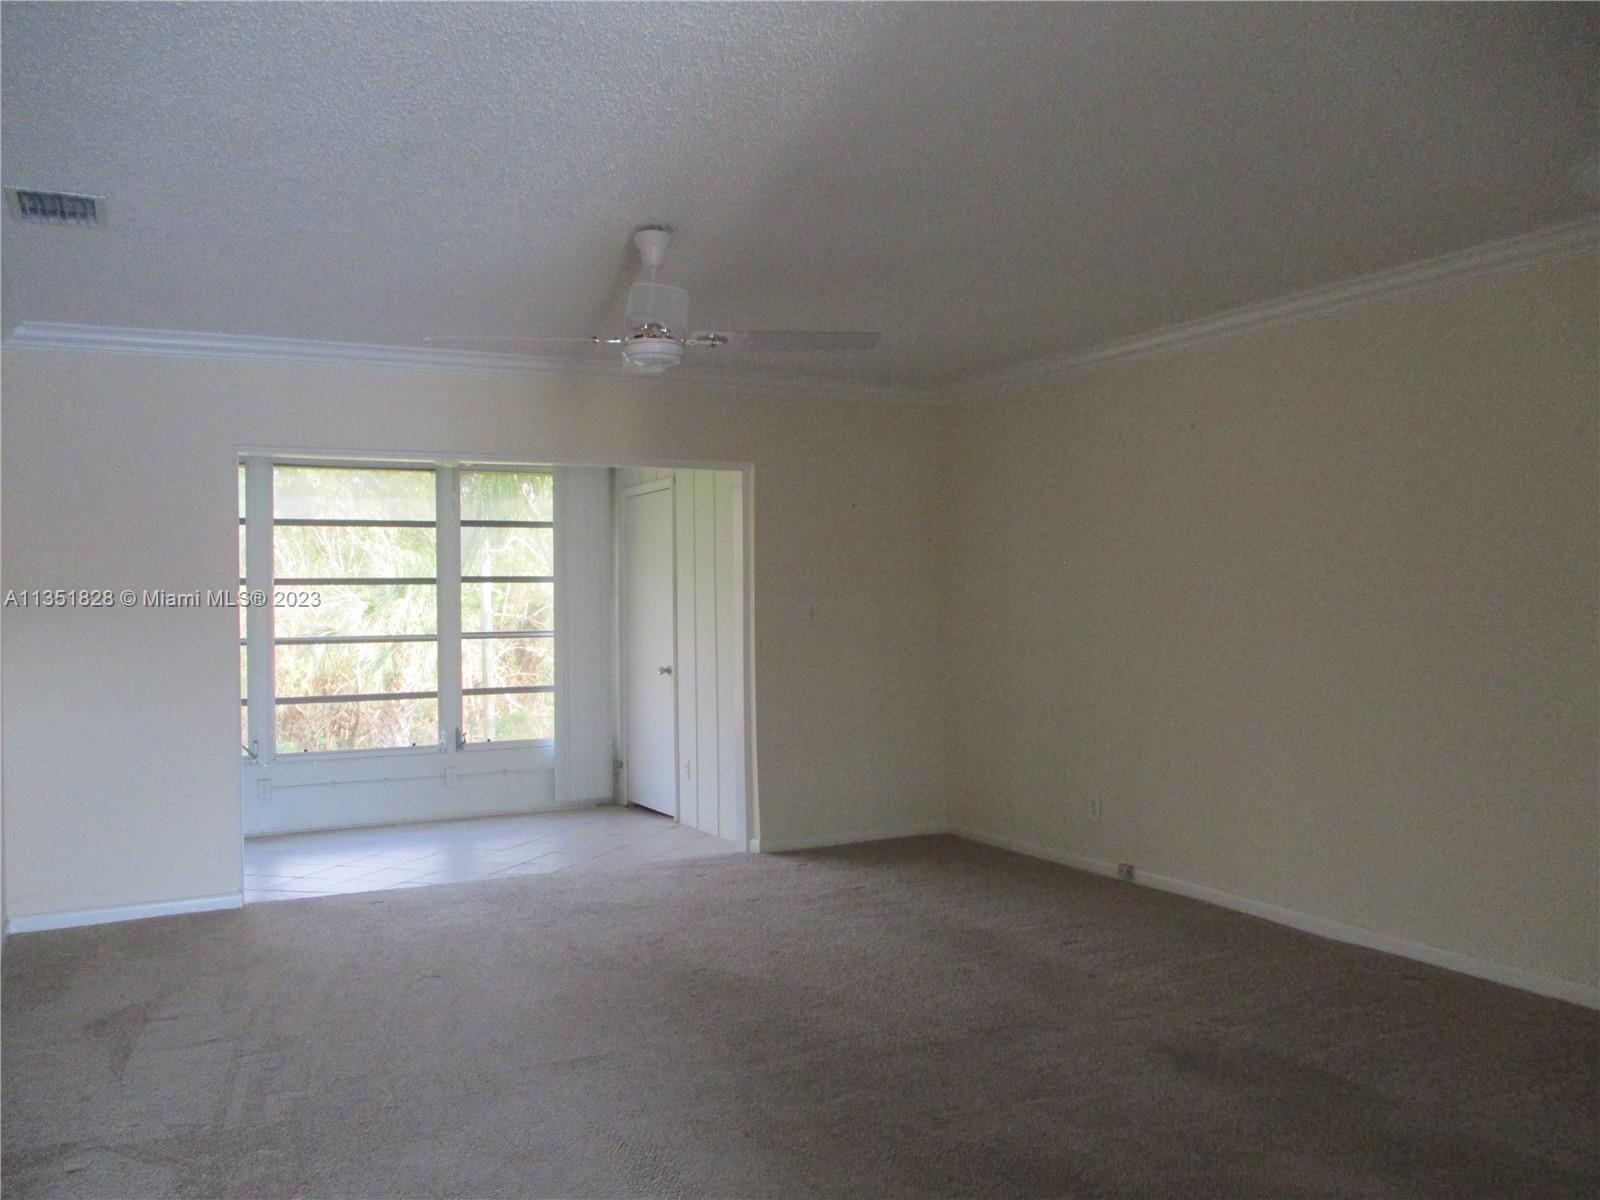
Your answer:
265;743;447;765
457;738;555;754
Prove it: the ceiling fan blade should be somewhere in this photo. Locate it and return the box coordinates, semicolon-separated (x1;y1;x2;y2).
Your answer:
421;334;621;346
686;330;879;353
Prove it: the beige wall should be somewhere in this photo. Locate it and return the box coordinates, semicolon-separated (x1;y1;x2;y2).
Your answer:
0;354;947;919
3;251;1594;999
943;254;1599;993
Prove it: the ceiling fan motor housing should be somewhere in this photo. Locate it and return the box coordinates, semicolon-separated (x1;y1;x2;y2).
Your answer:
623;280;689;371
626;281;689;337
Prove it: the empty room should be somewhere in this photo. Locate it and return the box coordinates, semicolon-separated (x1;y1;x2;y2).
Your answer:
1;3;1596;1198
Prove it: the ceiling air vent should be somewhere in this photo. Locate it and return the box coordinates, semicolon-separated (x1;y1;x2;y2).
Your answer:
5;188;104;226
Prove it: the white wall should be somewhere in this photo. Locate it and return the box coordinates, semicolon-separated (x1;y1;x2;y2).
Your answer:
942;253;1599;996
617;467;746;843
0;355;947;922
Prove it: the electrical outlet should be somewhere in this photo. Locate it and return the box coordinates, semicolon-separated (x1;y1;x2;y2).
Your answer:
1089;796;1102;821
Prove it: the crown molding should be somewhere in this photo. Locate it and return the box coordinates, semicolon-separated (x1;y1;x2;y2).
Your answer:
944;216;1600;403
0;322;935;405
6;218;1593;406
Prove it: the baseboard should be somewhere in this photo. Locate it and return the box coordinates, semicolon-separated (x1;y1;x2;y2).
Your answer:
5;892;244;934
955;828;1600;1011
755;824;952;854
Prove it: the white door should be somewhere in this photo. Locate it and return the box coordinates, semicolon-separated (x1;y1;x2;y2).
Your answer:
622;485;677;817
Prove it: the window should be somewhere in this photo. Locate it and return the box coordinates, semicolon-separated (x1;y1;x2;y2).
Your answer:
272;465;439;753
238;459;557;758
460;470;554;742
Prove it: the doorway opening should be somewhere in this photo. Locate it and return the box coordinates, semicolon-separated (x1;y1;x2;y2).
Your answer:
616;469;746;839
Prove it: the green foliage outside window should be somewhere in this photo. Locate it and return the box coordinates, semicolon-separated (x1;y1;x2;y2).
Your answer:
250;466;556;753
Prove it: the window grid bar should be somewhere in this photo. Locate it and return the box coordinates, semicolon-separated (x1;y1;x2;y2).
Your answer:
273;460;435;472
274;576;436;586
276;690;438;705
461;629;554;640
275;634;437;646
273;518;436;528
460;519;553;529
463;685;555;698
461;575;553;584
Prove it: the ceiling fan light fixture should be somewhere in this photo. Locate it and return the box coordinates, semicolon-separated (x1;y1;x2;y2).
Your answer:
621;336;683;373
621;276;690;372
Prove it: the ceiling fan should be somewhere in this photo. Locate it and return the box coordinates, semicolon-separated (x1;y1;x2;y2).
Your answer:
426;227;879;373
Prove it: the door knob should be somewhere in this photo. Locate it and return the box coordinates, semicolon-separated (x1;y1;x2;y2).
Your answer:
658;665;673;676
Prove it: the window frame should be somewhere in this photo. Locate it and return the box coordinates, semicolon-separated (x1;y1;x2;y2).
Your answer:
238;456;557;763
239;465;251;758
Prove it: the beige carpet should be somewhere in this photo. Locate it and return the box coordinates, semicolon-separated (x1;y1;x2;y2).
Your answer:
4;836;1596;1199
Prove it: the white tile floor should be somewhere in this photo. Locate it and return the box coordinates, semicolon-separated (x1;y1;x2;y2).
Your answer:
242;805;740;904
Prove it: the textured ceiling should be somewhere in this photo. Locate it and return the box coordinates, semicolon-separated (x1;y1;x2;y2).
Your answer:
3;2;1596;390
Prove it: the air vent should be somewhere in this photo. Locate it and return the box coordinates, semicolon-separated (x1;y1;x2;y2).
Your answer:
5;188;104;226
